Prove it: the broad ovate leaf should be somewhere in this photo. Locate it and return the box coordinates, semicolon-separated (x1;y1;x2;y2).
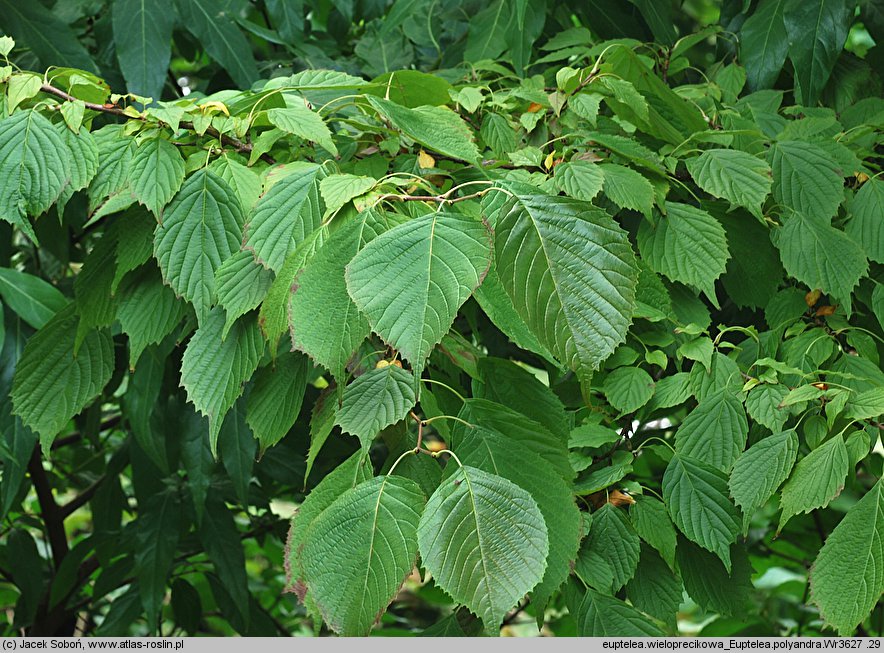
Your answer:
575;503;640;593
491;187;638;387
686;149;772;218
674;389;748;472
154;169;244;322
768;140;844;221
779;434;849;532
267;105;337;156
810;479;884;635
335;365;417;450
662;453;741;570
11;306;113;450
567;584;664;636
345;211;491;374
637;201;729;302
300;475;425;635
846;179;884;264
417;465;548;629
129;137;185;218
729;429;798;533
180;307;264;453
245;352;309;452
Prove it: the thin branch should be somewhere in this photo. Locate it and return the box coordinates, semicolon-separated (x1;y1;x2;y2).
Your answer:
27;447;68;569
39;83;276;165
58;476;106;519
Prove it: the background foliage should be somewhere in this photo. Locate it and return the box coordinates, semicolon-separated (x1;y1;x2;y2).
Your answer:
0;0;883;637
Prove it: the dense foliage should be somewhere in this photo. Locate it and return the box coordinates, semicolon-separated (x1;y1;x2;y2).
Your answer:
1;0;883;638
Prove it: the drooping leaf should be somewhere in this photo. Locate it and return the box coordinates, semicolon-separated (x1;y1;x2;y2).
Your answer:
267;105;338;156
739;0;789;91
198;494;249;622
0;110;70;238
243;163;324;272
662;453;741;569
336;365;416;450
779;434;849;531
637;202;729;303
687;150;772;219
367;97;480;162
675;389;748;472
346;211;491;373
129;137;185;218
567;583;664;636
784;0;854;106
599;163;654;217
575;504;640;593
810;478;884;635
154;169;244;322
215;251;274;338
246;352;309;452
180;307;264;453
776;212;867;307
729;429;798;533
88;125;136;214
491;186;638;387
846;179;884;264
301;475;425;635
630;497;677;569
0;0;97;72
318;174;375;214
625;543;682;632
417;465;549;630
768;140;844;221
112;0;175;101
117;265;186;368
676;536;753;617
11;306;113;450
554;161;605;202
134;489;182;626
289;209;390;381
456;428;580;615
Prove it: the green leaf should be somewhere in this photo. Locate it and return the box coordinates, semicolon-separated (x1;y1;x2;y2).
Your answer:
118;266;185;368
215;251;273;338
599;163;654;217
675;389;748;472
288;210;390;380
587;131;664;175
846;179;884;264
779;434;849;531
686;150;772;218
630;497;677;569
662;453;741;569
286;452;372;602
267;105;338;156
73;230;118;349
844;388;884;421
480;113;518;157
746;383;791;432
336;365;416;450
554;161;605;202
301;475;425;635
769;140;844;221
88;125;136;214
637;202;729;302
464;0;512;62
0;110;70;238
0;268;67;329
784;0;854;106
603;366;655;413
473;261;560;367
319;174;376;214
56;125;99;213
569;423;621;449
112;0;174;100
739;0;789;91
176;0;259;88
810;478;884;635
218;400;255;506
625;543;682;632
678;336;714;371
180;307;264;453
676;536;753;617
575;504;640;593
154;169;244;322
305;388;337;483
198;494;249;622
718;208;783;309
729;429;798;533
417;465;549;630
346;211;491;373
209;156;262;214
11;306;113;449
112;208;155;293
245;352;309;452
130;137;185;218
567;584;664;636
776;212;867;307
243;163;324;272
0;0;97;73
367;97;480;162
491;187;638;386
135;489;182;626
456;428;580;614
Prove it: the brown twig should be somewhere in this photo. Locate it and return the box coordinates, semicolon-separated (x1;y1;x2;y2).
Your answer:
39;83;276;165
